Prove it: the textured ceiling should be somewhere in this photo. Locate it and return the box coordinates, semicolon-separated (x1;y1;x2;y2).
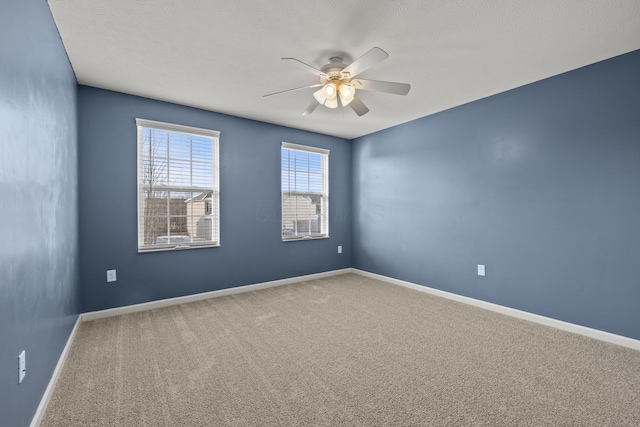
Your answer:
48;0;640;139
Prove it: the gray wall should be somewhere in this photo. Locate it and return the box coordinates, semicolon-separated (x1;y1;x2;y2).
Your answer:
353;50;640;340
0;0;79;426
78;87;352;312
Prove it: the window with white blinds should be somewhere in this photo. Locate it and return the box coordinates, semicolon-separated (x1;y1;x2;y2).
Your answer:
136;119;219;252
281;142;329;240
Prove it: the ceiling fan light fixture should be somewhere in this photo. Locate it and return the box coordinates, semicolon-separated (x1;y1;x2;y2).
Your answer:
313;88;327;105
271;47;409;117
316;82;339;108
338;83;355;106
324;83;336;96
324;96;338;109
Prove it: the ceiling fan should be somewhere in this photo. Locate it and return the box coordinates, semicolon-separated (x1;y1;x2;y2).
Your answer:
264;47;410;117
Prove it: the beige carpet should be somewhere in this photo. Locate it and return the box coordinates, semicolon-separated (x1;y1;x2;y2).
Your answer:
41;273;640;426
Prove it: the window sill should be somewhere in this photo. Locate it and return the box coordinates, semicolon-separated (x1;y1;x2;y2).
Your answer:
282;235;329;242
138;243;219;253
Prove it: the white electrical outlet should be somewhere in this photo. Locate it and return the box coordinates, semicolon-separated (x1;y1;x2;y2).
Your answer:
18;350;26;384
106;269;117;282
477;264;486;277
338;246;342;254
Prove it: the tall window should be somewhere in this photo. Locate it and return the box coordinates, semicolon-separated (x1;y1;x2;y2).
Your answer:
136;119;219;251
281;142;329;240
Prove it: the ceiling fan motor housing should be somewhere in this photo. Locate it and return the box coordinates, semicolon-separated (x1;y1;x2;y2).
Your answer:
320;57;350;83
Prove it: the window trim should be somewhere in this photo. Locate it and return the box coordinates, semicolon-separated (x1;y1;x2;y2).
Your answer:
281;141;330;156
136;118;220;253
281;142;330;242
136;119;220;139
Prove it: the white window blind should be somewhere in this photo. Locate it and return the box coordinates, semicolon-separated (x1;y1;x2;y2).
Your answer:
136;119;220;252
281;142;329;240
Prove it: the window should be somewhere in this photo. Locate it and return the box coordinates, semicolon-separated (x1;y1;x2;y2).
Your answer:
281;142;329;240
136;119;219;251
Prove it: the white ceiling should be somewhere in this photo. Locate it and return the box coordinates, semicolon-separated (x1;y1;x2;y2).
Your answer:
48;0;640;139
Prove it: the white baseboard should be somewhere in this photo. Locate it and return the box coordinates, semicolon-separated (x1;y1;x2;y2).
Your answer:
30;269;350;425
30;315;81;427
81;268;353;322
32;267;637;427
352;269;640;351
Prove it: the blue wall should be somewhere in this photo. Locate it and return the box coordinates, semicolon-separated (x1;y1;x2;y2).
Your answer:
353;50;640;340
0;1;79;425
78;87;352;312
1;4;637;422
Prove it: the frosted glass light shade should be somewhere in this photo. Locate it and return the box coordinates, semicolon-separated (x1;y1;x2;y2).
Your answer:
324;97;338;108
313;88;327;104
313;82;352;109
338;83;355;106
324;83;336;96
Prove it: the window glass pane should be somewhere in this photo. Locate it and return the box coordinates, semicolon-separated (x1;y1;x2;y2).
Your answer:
295;151;308;172
167;160;191;186
309;172;322;193
149;130;168;158
141;156;168;186
168;216;188;237
141;190;168;245
143;216;168;245
169;192;189;216
137;120;219;251
169;137;191;161
281;145;328;240
192;163;213;187
202;218;213;240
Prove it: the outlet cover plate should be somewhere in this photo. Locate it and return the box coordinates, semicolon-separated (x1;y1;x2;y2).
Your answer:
106;269;117;282
338;246;342;254
18;350;26;383
477;264;486;277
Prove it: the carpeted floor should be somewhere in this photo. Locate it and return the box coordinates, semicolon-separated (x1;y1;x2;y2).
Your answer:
41;273;640;426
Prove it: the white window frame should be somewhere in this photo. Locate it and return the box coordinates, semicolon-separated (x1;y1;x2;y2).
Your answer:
281;142;329;241
136;118;220;252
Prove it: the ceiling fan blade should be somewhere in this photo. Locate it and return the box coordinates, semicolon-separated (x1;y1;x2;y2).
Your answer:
282;58;326;78
352;79;410;96
302;100;320;116
349;95;369;117
263;83;323;97
342;47;389;78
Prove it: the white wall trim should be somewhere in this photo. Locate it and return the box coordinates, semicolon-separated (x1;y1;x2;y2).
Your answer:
31;269;350;425
352;269;640;351
30;315;81;427
32;267;637;427
81;268;352;322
